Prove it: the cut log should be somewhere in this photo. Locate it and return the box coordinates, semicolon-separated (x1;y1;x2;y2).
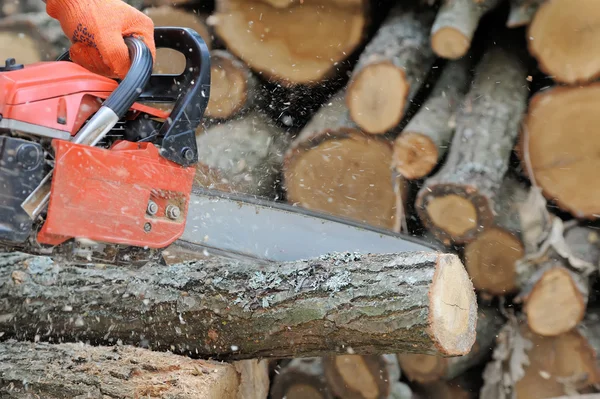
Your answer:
283;90;406;230
463;174;528;296
519;83;600;219
0;251;478;359
507;0;545;28
411;377;476;399
270;358;334;399
415;45;529;246
346;3;437;134
397;305;503;383
233;359;270;399
322;354;401;399
516;225;600;337
0;340;241;399
206;50;261;120
528;0;600;84
430;0;501;60
195;110;292;198
392;58;471;180
212;0;369;86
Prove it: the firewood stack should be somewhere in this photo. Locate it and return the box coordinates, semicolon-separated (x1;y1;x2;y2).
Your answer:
1;0;600;398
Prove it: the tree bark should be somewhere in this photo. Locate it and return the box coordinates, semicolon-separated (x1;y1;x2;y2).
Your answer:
507;0;546;28
415;45;529;246
392;58;471;180
0;339;241;399
430;0;501;59
270;358;334;399
0;251;478;360
345;3;437;134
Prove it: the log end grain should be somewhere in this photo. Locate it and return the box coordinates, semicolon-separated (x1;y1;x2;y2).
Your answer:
397;353;448;383
270;358;333;399
431;27;470;60
393;131;440;180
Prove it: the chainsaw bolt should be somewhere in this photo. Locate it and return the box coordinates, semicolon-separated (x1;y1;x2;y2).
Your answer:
147;200;158;216
144;222;152;232
182;147;194;162
166;205;181;220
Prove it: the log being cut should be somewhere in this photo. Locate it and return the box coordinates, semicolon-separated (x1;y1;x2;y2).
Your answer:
345;3;437;134
0;251;478;359
415;44;529;246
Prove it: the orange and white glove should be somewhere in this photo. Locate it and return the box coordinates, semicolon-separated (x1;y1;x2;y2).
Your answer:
45;0;156;80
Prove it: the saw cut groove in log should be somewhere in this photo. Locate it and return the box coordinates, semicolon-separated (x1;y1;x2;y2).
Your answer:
322;354;401;399
397;305;503;383
0;251;478;359
507;0;545;28
392;58;471;180
345;3;437;134
430;0;501;60
206;50;261;120
270;358;334;399
195;110;292;198
0;340;241;399
415;45;529;246
520;83;600;219
213;0;369;86
283;90;406;230
528;0;600;84
463;174;528;296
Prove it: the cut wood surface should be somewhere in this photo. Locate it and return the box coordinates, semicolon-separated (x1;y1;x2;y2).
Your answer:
398;305;503;383
322;354;401;399
206;49;261;120
430;0;501;59
0;251;478;359
195;110;292;198
415;45;529;246
528;0;600;84
0;339;241;399
507;0;545;28
284;90;406;230
392;58;471;180
213;0;369;85
233;359;271;399
463;174;528;296
270;358;334;399
346;3;437;134
520;83;600;219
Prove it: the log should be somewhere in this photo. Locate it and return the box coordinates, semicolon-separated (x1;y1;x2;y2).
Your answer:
519;83;600;219
283;90;406;230
0;251;478;359
212;0;370;86
411;377;476;399
516;225;600;337
397;305;503;383
528;0;600;84
345;3;437;134
322;354;401;399
430;0;501;60
0;339;241;398
463;174;528;296
195;110;292;198
415;45;529;246
270;358;334;399
233;359;270;399
507;0;545;28
392;58;471;180
206;49;262;120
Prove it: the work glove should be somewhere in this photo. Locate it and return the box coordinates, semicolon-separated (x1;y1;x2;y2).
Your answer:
45;0;156;80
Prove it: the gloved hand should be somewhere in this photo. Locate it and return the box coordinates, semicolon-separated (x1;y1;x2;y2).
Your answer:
45;0;156;80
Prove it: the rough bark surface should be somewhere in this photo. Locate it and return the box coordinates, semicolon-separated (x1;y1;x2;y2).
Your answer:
346;3;437;134
415;45;529;246
392;58;471;180
270;358;334;399
0;251;478;359
507;0;546;27
0;340;241;399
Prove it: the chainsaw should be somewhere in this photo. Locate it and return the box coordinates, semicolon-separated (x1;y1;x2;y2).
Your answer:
0;26;441;266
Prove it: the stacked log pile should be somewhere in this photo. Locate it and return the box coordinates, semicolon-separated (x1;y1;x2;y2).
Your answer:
2;0;600;398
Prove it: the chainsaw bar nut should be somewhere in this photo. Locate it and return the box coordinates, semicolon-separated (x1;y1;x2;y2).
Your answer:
166;205;181;220
147;200;158;216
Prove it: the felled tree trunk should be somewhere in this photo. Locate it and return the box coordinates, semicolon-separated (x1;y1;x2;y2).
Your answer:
270;358;334;399
463;174;528;296
519;83;600;219
345;3;437;134
213;0;369;86
415;45;529;246
195;110;292;198
397;305;503;383
0;251;478;359
392;58;471;180
0;340;241;399
507;0;546;28
430;0;501;59
283;90;406;230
